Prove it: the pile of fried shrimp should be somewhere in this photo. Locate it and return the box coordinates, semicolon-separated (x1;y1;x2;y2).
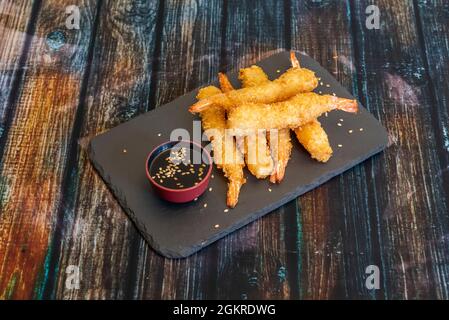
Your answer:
189;52;358;208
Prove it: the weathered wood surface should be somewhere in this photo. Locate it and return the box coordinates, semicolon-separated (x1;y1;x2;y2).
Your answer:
0;0;448;299
0;0;36;137
350;0;449;299
0;0;99;299
50;0;160;300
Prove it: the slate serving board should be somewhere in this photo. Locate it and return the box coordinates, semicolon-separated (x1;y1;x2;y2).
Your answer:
89;51;388;258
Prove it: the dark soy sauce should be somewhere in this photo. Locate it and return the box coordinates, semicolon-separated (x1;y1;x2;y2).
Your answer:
149;146;209;189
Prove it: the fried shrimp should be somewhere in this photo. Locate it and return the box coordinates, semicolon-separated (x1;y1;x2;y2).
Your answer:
237;65;291;183
288;51;333;162
294;119;332;162
197;86;245;208
218;72;274;179
190;64;318;113
227;92;358;130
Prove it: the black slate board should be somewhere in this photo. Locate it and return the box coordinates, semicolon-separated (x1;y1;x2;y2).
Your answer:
89;51;388;258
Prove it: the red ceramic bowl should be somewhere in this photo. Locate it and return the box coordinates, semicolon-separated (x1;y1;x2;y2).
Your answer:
145;140;212;203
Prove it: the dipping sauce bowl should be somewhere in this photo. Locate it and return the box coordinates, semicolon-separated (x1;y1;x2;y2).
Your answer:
146;140;212;203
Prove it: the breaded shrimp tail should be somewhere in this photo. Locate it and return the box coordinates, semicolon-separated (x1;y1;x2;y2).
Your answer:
267;128;292;183
197;86;245;208
290;51;300;68
189;66;318;113
294;120;332;162
218;72;235;93
227;93;358;130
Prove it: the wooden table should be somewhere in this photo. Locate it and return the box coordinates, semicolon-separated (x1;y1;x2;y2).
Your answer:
0;0;448;300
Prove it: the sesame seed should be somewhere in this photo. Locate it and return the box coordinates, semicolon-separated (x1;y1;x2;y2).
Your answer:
268;188;272;192
224;209;229;213
320;81;324;86
123;149;127;153
211;174;214;178
325;112;328;117
338;144;343;148
337;123;342;127
325;84;330;87
348;130;353;133
204;203;208;208
319;91;322;94
214;224;220;228
194;197;198;201
359;128;364;131
332;93;336;96
276;69;281;73
159;179;163;183
157;133;161;137
339;118;344;122
209;187;212;192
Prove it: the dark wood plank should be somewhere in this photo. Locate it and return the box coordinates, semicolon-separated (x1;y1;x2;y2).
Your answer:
214;0;294;300
0;0;36;136
290;0;369;299
0;0;99;299
414;0;449;233
350;0;449;299
50;0;160;299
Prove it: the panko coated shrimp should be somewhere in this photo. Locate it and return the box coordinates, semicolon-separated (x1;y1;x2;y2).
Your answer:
197;86;245;208
227;92;358;130
190;56;318;113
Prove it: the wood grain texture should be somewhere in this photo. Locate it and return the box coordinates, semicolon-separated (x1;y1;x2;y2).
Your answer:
350;0;449;299
0;0;36;135
0;0;99;299
49;0;160;299
0;0;448;300
415;0;449;215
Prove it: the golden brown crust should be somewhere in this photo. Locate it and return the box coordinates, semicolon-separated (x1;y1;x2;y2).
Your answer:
294;120;333;162
196;86;245;208
227;93;358;130
189;67;318;113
